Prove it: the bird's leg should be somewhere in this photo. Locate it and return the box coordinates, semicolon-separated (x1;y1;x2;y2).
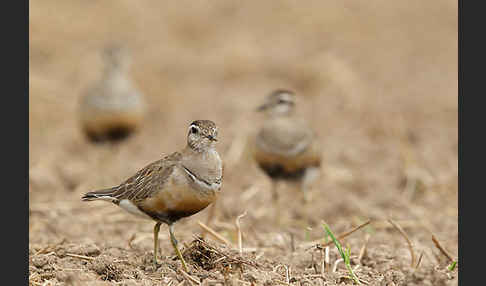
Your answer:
271;180;279;202
169;223;189;272
153;222;161;266
271;180;282;224
300;184;310;204
301;167;320;204
297;167;320;224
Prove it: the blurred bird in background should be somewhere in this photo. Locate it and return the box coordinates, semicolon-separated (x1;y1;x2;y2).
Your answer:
252;90;321;218
78;45;146;143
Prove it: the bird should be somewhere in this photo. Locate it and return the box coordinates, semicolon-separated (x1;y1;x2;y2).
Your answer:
78;45;146;143
252;89;321;207
81;120;223;272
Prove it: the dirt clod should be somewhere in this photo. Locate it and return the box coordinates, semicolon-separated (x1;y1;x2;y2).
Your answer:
89;255;123;281
32;256;49;268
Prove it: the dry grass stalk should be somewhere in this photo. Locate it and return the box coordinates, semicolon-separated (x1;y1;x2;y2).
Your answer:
415;251;424;269
325;246;330;273
197;221;231;246
235;211;248;255
320;247;325;275
179;269;200;285
33;238;66;256
358;278;370;285
431;234;454;262
358;234;371;262
286;266;291;283
387;219;416;267
33;245;52;257
372;219;424;230
65;253;95;261
333;258;344;273
321;220;372;247
303;220;371;249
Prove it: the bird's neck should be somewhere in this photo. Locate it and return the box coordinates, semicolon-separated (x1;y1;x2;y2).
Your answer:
182;146;222;181
266;108;295;118
100;67;133;95
102;62;129;81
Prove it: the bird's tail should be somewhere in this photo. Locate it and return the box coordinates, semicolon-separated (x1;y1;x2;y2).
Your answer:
81;187;118;202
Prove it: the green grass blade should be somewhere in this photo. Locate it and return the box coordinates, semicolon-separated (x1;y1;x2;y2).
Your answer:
322;224;345;260
323;223;361;285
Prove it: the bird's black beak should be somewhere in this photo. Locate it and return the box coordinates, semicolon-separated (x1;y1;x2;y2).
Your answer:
208;135;218;142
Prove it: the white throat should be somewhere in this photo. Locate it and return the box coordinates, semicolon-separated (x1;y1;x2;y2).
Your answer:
268;105;293;117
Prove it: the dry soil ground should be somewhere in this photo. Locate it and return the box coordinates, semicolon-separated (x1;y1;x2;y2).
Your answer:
29;1;458;285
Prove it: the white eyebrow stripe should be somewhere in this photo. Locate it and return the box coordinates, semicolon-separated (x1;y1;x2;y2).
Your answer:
189;124;200;131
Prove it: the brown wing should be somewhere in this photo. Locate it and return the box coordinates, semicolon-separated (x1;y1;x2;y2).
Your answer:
109;152;182;203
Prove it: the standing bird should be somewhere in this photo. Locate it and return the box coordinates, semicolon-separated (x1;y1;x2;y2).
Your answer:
81;120;222;271
79;45;146;143
253;90;321;206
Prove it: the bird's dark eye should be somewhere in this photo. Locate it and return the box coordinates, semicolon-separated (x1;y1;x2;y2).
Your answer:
190;126;198;134
278;99;287;104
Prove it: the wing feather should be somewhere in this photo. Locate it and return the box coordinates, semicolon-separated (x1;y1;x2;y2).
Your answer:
109;152;182;202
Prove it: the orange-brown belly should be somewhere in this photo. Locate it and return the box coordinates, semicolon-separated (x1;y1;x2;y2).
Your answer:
138;184;216;224
255;146;320;170
81;110;144;137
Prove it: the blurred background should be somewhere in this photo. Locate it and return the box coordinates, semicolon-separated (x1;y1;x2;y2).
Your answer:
29;0;457;284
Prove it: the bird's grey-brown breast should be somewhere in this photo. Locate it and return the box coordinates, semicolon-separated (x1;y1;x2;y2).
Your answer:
83;81;145;113
181;149;222;195
256;117;313;157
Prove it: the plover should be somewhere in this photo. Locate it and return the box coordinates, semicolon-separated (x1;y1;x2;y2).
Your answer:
79;45;146;142
253;89;321;205
82;120;222;271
